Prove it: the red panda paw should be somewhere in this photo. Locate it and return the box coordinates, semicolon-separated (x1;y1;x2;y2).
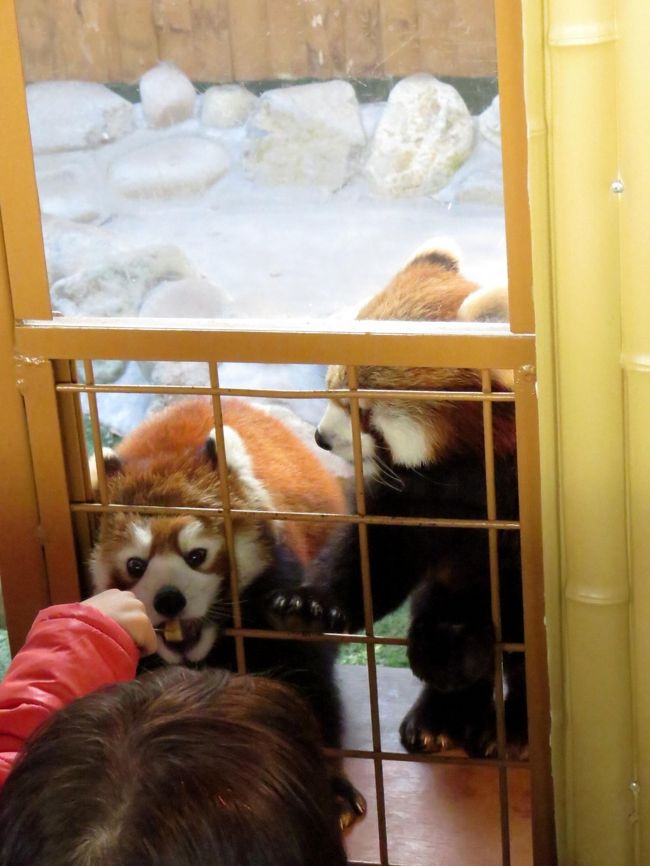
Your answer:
266;588;349;634
330;772;367;830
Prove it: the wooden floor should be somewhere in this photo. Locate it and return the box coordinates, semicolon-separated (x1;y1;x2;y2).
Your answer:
337;665;533;866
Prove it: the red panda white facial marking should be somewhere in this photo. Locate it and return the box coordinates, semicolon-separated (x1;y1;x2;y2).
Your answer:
315;391;438;477
316;399;379;477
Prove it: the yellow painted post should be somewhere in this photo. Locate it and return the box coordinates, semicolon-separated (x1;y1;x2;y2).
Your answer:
524;0;636;863
519;0;568;858
0;0;57;651
617;0;650;862
0;1;51;320
0;214;51;652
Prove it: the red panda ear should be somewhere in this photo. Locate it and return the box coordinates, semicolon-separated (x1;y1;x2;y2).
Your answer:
204;432;218;467
88;447;122;490
103;448;122;477
458;285;509;323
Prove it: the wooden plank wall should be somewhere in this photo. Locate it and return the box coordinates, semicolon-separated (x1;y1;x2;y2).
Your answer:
15;0;497;84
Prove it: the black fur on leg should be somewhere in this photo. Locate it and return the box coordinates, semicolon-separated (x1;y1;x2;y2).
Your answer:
265;453;528;760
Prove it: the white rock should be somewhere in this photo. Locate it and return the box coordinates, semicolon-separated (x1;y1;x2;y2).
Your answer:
108;136;229;198
201;84;258;128
139;63;196;128
245;80;366;191
42;216;134;285
479;95;501;147
137;275;230;381
139;276;229;319
26;82;134;154
34;154;108;223
364;74;475;196
50;245;197;317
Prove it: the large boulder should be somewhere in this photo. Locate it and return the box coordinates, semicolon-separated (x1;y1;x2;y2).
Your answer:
201;84;258;129
34;153;108;223
26;81;134;154
108;136;229;198
137;276;230;382
41;216;134;285
50;245;197;317
364;74;475;196
244;80;366;191
139;63;196;128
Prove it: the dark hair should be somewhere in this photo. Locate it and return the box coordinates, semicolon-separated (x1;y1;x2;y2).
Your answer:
0;667;347;866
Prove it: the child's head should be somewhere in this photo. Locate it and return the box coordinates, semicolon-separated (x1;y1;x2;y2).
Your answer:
0;667;348;866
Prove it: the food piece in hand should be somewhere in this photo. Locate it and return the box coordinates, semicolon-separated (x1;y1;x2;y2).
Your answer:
163;619;183;643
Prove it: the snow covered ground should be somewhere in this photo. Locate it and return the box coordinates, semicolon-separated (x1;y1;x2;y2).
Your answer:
27;68;507;439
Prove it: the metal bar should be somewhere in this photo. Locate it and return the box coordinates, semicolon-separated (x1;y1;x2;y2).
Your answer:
348;364;389;865
15;318;536;368
482;371;511;866
0;1;51;321
56;360;95;596
83;361;111;507
514;366;557;865
208;364;247;674
16;358;80;605
0;216;50;651
324;748;528;770
494;0;535;335
218;627;525;652
54;381;516;403
68;502;520;531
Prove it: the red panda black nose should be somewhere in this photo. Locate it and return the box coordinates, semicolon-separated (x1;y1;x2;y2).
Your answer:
154;586;187;617
314;429;332;451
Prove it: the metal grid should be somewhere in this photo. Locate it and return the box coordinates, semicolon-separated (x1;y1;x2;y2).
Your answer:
16;342;542;866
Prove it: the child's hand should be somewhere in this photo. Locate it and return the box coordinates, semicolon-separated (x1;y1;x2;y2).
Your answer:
82;590;158;656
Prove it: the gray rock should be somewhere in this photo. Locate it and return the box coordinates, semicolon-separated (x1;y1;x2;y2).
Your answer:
201;84;258;129
245;80;366;191
50;245;197;317
35;154;109;224
26;81;134;153
365;74;475;196
140;63;196;128
42;217;133;285
108;136;230;198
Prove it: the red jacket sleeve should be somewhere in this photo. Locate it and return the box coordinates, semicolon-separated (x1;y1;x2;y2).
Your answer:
0;602;139;787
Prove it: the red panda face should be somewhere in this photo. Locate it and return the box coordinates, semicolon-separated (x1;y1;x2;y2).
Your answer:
89;423;275;664
314;243;514;474
315;365;497;477
90;512;271;664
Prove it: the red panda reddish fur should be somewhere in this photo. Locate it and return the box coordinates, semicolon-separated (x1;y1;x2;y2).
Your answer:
112;397;345;565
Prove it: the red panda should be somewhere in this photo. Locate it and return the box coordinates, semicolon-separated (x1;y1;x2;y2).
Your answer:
269;242;526;760
89;396;365;826
315;241;513;474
